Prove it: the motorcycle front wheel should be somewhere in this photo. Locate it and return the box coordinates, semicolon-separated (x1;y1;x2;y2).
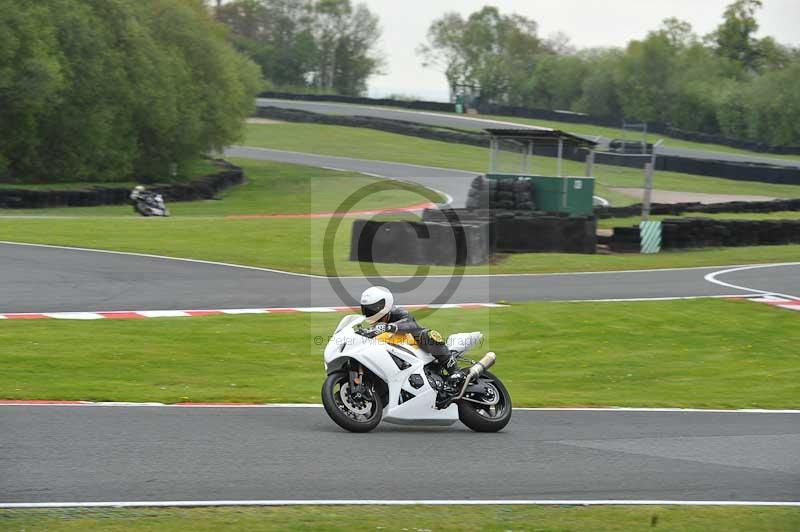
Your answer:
457;371;512;432
321;371;382;433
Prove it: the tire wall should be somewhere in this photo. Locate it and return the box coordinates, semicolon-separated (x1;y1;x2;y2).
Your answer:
350;219;492;266
609;218;800;252
0;160;244;209
422;208;597;254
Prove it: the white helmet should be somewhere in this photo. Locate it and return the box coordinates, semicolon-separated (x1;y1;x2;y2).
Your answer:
360;286;394;323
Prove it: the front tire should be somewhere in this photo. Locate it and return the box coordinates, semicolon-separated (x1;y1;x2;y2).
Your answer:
458;371;512;432
322;371;382;433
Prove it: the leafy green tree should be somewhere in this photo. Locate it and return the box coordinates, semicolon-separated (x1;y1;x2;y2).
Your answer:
0;1;65;179
616;31;679;123
419;7;546;102
216;0;381;95
707;0;763;71
309;0;382;94
575;49;624;119
0;0;261;183
518;54;587;110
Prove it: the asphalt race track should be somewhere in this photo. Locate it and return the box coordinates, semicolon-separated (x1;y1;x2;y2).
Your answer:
1;406;798;504
1;242;798;313
2;134;799;507
257;98;800;169
226;145;477;207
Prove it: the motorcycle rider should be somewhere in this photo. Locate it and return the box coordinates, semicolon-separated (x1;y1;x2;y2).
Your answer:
359;286;458;374
129;185;146;202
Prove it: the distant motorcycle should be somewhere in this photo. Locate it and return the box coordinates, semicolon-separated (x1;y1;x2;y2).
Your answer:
131;186;170;217
321;314;512;433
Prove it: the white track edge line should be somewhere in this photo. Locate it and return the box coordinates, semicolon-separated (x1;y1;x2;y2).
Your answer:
2;403;798;413
3;499;799;508
0;241;327;280
3;240;797;281
704;263;800;301
228;145;477;175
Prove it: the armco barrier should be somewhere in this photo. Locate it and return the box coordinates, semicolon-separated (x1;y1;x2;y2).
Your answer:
593;151;800;185
0;160;244;209
609;217;800;252
257;105;800;185
260;92;800;155
350;219;491;266
260;91;454;113
256;106;488;149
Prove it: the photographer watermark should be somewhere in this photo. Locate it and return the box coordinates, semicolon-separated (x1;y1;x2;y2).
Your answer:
316;178;476;319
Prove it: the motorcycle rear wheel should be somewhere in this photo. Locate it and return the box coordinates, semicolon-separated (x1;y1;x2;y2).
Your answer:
457;371;512;432
322;371;382;433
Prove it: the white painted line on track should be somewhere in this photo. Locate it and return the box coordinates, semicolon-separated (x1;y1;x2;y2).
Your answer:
3;499;799;509
228;145;477;176
5;240;795;281
0;303;503;320
0;241;328;279
704;263;800;301
257;98;551;131
336;263;794;280
3;402;798;413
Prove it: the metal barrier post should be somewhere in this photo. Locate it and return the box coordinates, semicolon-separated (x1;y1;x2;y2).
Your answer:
642;162;654;220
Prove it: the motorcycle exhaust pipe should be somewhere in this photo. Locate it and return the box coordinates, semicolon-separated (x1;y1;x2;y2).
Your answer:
450;352;496;405
467;352;496;380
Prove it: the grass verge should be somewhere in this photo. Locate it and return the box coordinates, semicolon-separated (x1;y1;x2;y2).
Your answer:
0;158;441;217
1;153;797;276
265;97;800;162
1;505;798;531
2;299;797;408
2;213;799;275
474;112;800;163
241;123;800;202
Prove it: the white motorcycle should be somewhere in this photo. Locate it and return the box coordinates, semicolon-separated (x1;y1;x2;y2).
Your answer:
321;314;512;433
132;191;170;217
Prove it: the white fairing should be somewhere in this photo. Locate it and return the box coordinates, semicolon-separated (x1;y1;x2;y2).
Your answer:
324;315;459;426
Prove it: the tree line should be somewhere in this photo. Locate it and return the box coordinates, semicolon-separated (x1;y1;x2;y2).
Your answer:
419;1;800;146
0;0;260;183
213;0;382;96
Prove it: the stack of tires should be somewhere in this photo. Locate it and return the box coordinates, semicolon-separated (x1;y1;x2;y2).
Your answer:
423;208;597;254
350;219;492;266
466;176;535;211
608;226;641;253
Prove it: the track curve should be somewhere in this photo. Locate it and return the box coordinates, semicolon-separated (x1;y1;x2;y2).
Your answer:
1;405;798;504
257;98;800;169
226;145;476;207
2;242;798;313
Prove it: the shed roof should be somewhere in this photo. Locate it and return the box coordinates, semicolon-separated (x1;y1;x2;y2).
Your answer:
485;128;597;147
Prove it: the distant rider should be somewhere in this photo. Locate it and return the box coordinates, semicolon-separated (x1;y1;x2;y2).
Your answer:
130;185;146;202
359;286;457;373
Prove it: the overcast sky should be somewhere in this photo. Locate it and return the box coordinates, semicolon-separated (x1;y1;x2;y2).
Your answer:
357;0;800;101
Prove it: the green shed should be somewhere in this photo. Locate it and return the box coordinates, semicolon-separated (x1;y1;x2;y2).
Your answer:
484;128;598;216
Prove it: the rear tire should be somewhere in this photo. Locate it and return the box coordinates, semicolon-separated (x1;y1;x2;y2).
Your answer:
322;371;382;433
458;371;512;432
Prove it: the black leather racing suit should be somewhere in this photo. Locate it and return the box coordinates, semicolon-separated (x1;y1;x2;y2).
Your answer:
383;306;450;366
